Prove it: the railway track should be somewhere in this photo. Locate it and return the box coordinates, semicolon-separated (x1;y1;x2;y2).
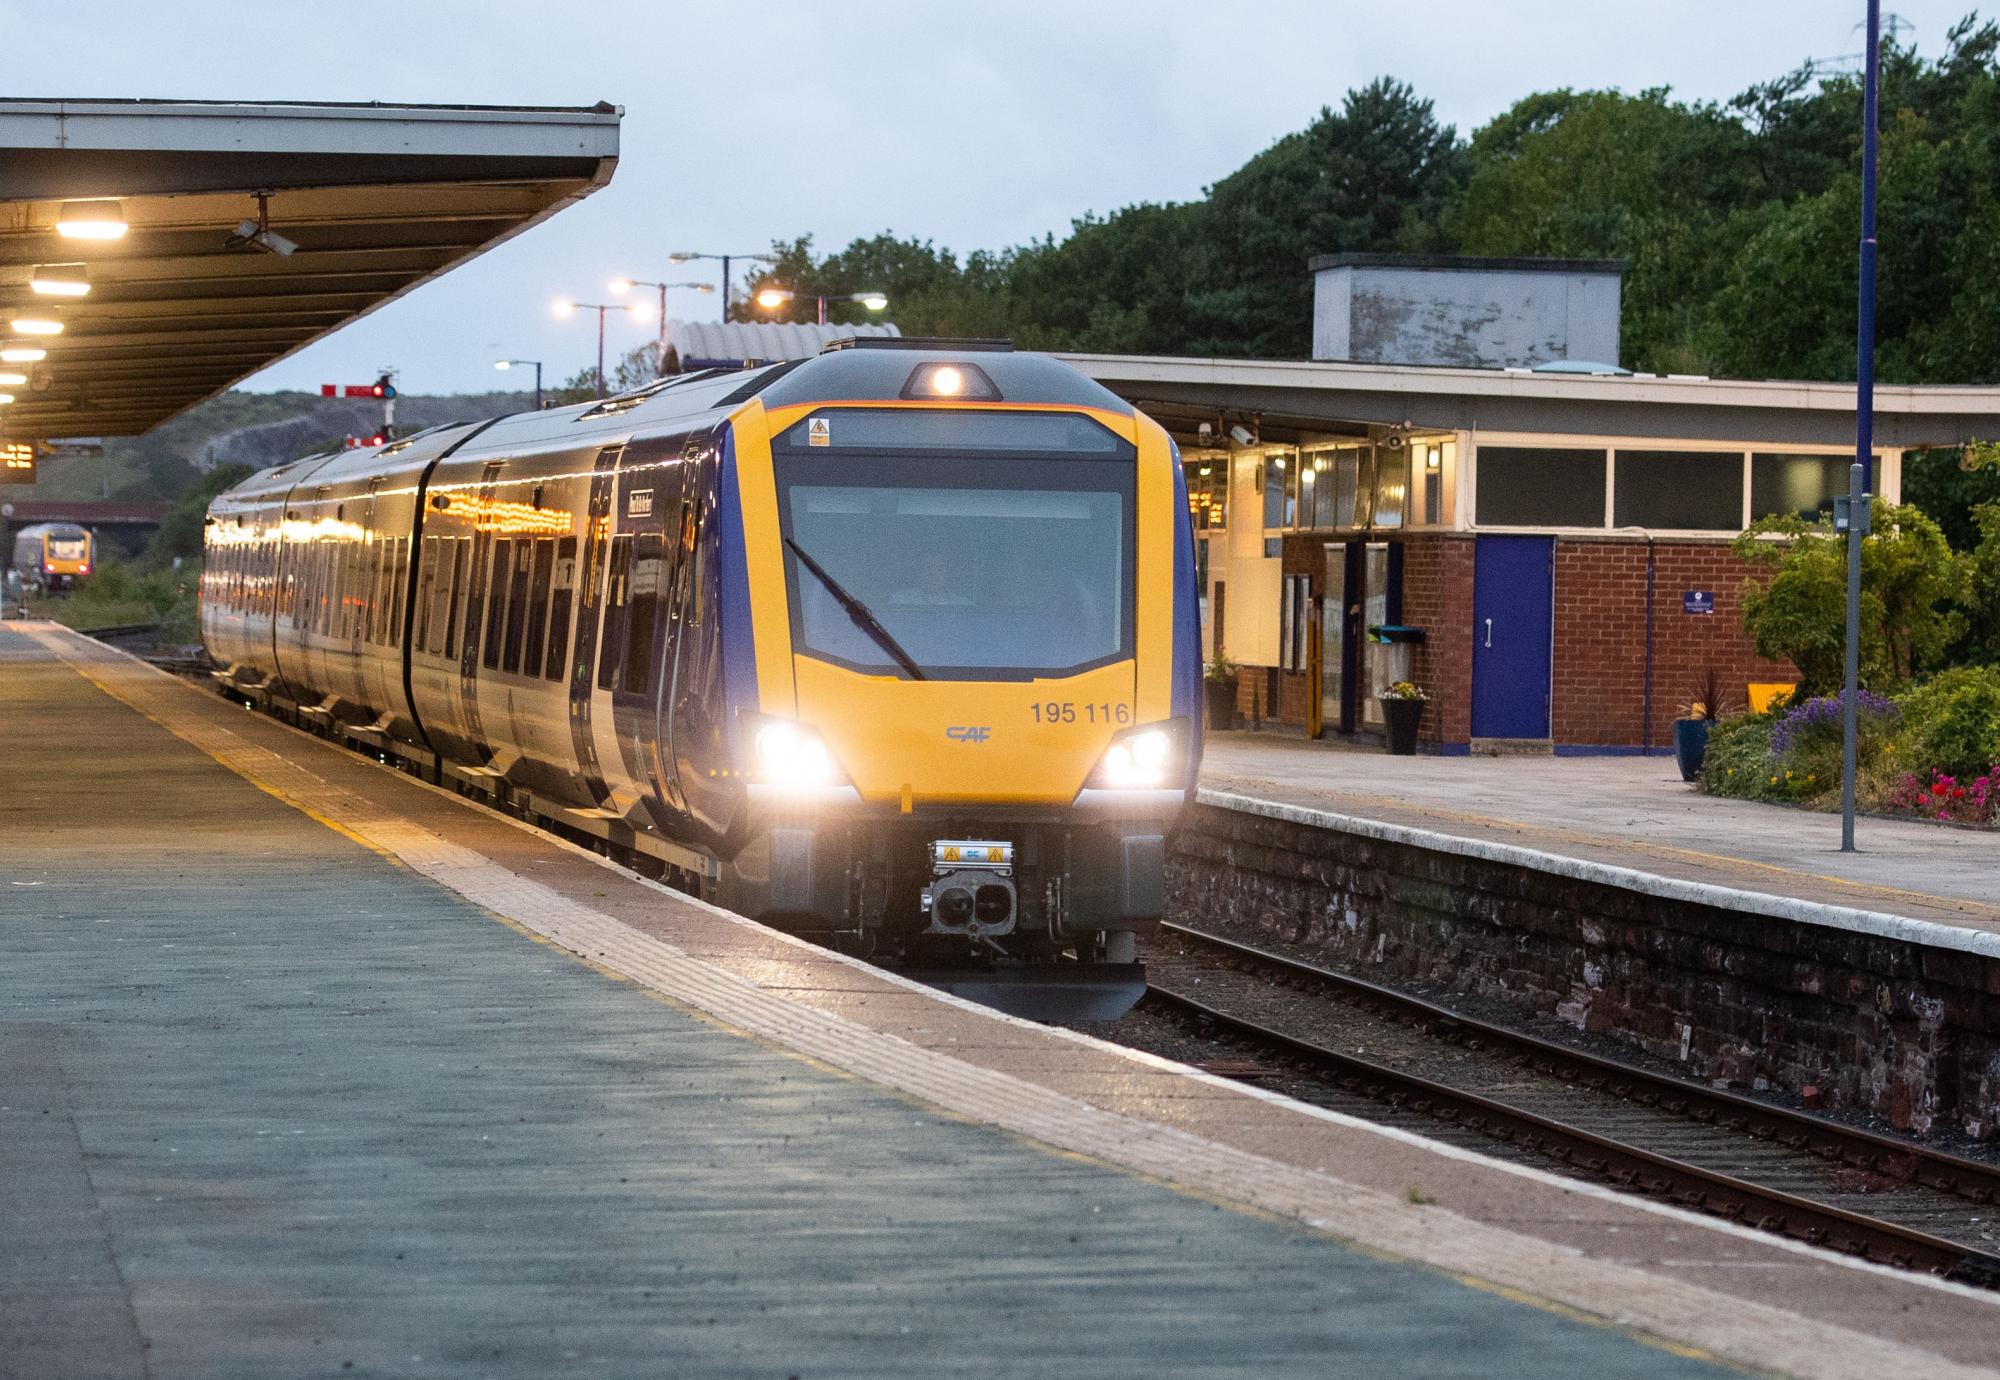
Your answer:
1144;920;2000;1287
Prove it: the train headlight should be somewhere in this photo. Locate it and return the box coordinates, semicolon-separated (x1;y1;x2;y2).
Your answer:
1087;722;1184;790
750;717;845;789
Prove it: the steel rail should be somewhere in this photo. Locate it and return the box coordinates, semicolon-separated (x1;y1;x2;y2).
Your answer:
1150;922;2000;1286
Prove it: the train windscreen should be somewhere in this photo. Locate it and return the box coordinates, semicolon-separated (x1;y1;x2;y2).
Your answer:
775;445;1134;681
48;537;87;561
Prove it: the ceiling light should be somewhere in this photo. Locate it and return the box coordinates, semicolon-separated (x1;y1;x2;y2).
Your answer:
56;199;128;240
0;394;15;406
0;372;26;386
10;318;64;336
1;346;48;363
30;263;90;297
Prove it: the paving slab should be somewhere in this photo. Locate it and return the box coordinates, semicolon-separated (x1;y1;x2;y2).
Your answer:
1202;733;2000;933
5;624;1999;1379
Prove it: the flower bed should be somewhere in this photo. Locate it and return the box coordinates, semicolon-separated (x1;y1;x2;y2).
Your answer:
1699;669;2000;828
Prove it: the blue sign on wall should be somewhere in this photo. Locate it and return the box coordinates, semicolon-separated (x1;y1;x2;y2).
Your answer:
1683;590;1715;615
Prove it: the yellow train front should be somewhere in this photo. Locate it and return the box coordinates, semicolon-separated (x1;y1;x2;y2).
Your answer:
713;342;1201;1009
10;522;94;592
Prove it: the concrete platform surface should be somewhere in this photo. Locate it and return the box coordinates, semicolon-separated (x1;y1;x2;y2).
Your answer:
1203;734;2000;935
5;621;2000;1380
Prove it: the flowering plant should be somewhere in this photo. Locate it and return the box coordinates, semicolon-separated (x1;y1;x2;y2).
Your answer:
1769;689;1898;757
1381;680;1428;702
1885;767;1998;826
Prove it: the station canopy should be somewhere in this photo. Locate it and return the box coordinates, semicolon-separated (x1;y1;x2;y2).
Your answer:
0;98;621;440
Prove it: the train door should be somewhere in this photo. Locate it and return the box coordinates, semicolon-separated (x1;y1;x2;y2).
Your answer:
596;438;687;821
564;445;626;809
455;461;506;764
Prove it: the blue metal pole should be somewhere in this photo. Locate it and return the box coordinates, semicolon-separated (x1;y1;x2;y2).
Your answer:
1842;0;1880;853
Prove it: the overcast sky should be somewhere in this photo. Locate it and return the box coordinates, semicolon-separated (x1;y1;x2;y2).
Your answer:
4;0;1984;395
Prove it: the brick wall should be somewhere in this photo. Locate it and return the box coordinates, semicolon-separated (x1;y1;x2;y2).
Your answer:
1401;534;1474;748
1171;802;2000;1135
1553;537;1793;749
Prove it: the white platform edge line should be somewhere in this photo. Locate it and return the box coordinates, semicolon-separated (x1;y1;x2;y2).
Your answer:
28;627;2000;1380
1198;787;2000;960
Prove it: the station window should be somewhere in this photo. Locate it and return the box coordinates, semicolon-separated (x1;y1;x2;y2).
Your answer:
1184;459;1227;530
1419;442;1446;525
1263;451;1299;529
1613;450;1744;531
1751;453;1862;521
1373;446;1410;529
1475;448;1607;528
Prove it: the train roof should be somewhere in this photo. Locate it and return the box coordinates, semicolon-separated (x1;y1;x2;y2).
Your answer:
209;343;1138;508
13;521;88;539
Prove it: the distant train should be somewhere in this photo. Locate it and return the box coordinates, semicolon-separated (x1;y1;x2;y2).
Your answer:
11;522;94;591
202;339;1202;1010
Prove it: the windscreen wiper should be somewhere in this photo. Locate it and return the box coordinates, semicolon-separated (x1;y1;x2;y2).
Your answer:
784;537;928;681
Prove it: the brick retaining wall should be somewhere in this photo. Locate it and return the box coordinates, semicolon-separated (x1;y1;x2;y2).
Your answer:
1169;799;2000;1137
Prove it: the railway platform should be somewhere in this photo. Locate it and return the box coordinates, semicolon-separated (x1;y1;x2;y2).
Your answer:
5;621;2000;1379
1201;734;2000;933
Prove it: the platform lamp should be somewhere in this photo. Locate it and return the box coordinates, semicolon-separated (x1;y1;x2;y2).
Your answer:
493;358;544;411
664;250;775;320
753;287;889;327
609;278;715;373
553;298;648;399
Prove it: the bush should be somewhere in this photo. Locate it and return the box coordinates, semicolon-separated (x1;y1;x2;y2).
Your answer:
1885;767;1998;825
1700;715;1782;800
1897;665;2000;781
1732;500;1965;694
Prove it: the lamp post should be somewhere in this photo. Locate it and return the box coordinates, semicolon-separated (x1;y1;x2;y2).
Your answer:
609;278;715;373
665;250;774;320
493;358;544;411
753;287;890;327
553;299;647;399
1841;0;1882;854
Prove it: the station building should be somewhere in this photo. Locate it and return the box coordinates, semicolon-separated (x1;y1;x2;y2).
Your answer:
1066;255;2000;754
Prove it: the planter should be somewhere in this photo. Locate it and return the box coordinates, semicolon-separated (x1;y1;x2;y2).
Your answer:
1204;679;1239;731
1381;697;1424;755
1673;717;1711;782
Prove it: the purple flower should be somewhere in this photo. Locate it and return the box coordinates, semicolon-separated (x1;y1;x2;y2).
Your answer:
1770;690;1898;758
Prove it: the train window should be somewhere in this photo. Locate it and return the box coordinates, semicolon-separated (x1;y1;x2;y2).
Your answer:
596;533;633;690
544;536;577;682
502;540;533;674
389;539;409;646
523;539;555;680
441;539;465;659
482;539;513;671
621;531;668;695
675;500;705;626
414;537;438;653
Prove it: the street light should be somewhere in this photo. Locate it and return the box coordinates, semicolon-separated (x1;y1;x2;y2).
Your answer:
494;358;545;411
610;277;715;372
554;298;647;399
753;287;889;327
665;250;775;320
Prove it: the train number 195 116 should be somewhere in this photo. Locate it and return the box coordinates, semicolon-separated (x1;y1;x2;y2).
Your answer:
1031;702;1131;725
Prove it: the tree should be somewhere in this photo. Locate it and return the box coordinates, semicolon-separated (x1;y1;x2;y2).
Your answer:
1732;500;1965;693
147;463;252;562
1451;87;1759;372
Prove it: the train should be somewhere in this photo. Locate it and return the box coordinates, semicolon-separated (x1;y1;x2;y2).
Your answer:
11;521;94;591
202;339;1203;1015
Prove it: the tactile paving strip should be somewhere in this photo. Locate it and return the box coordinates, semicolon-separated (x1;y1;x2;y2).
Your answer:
35;627;2000;1380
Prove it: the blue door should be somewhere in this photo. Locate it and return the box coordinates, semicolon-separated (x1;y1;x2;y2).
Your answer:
1471;536;1554;739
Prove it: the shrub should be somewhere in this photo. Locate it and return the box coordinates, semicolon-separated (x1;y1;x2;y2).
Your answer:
1897;665;2000;781
1700;715;1782;800
1732;500;1965;694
